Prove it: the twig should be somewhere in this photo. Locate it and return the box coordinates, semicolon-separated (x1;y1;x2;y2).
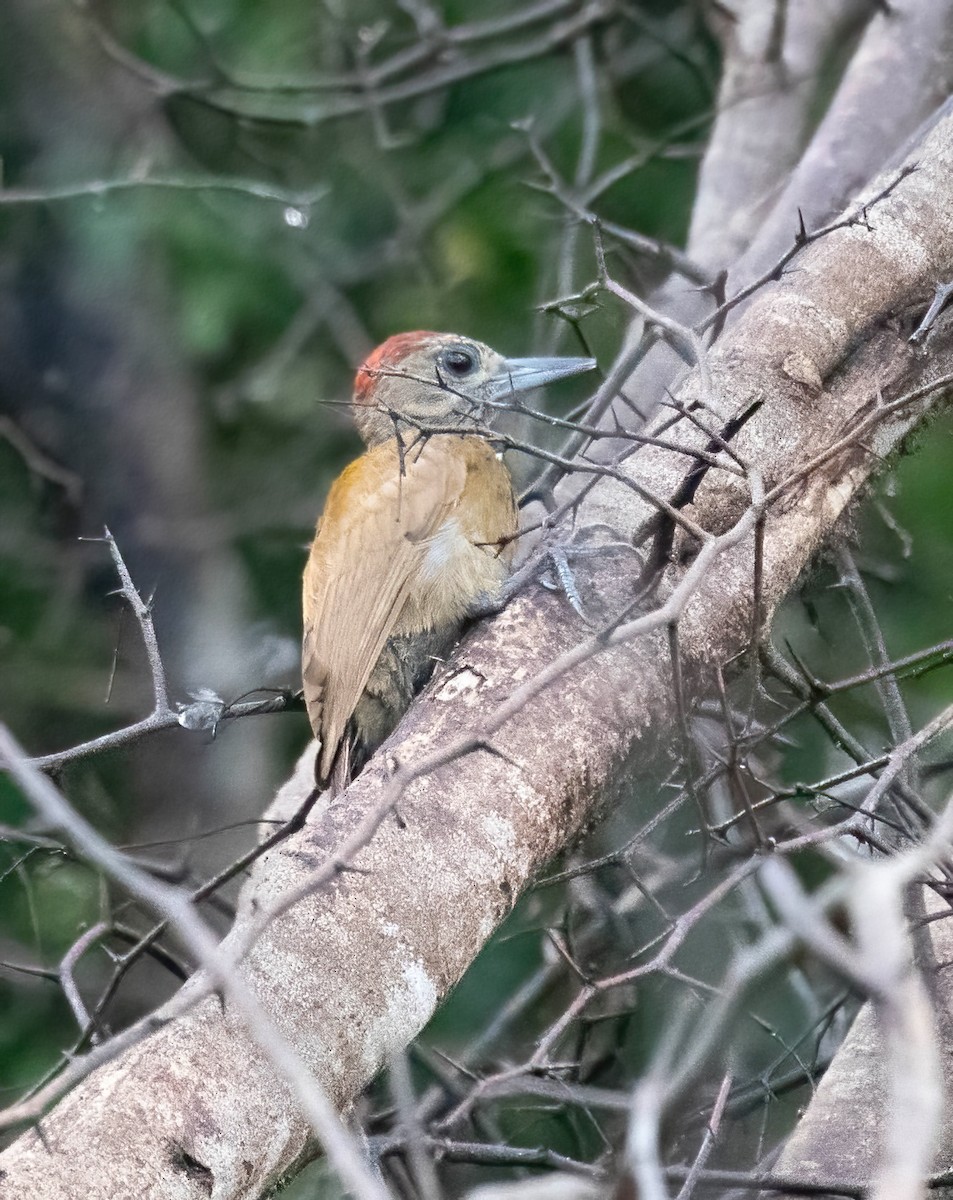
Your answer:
0;726;391;1200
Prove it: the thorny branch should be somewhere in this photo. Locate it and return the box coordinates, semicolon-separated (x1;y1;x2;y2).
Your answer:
4;3;953;1200
6;334;953;1192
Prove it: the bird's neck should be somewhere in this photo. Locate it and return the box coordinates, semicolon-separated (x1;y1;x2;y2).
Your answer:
354;405;477;449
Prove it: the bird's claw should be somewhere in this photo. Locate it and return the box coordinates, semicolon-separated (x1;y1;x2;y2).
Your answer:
540;546;589;622
539;528;643;623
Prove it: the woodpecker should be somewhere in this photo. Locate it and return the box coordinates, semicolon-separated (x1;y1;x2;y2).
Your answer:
302;331;596;790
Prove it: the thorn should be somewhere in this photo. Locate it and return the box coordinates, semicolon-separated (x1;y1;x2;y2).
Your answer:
697;268;728;305
32;1118;52;1152
473;739;520;770
333;860;372;876
783;640;828;697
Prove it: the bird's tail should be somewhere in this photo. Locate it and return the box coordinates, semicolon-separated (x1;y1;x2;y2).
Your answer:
315;734;354;799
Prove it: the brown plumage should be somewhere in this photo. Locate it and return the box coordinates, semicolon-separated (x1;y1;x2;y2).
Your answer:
302;331;596;790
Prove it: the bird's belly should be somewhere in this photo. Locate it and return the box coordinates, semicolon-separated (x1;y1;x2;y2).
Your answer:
400;517;508;634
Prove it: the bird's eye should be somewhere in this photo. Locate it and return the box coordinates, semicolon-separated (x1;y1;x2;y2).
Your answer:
442;347;477;377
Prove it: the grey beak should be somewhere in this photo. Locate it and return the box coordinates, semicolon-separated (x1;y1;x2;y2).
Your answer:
486;355;596;403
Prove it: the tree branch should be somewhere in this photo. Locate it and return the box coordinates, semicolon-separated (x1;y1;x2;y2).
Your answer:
4;96;953;1199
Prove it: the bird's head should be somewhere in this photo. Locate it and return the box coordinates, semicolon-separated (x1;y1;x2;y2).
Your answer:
351;331;596;446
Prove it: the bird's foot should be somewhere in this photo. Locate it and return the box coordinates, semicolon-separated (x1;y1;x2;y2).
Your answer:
539;545;588;621
472;527;641;624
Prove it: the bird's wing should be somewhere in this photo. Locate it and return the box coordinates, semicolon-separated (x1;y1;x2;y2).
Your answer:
302;438;468;784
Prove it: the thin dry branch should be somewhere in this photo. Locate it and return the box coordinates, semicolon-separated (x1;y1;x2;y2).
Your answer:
0;726;389;1200
4;99;953;1199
